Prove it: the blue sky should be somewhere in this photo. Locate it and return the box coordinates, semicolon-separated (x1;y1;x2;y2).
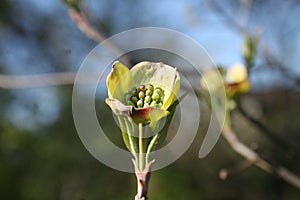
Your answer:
1;0;300;131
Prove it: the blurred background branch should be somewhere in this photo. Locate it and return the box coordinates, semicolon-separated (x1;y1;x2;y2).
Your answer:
63;0;130;65
238;103;300;157
222;127;300;189
0;73;77;89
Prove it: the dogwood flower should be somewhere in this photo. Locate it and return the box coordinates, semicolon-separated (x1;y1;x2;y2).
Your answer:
225;64;251;97
201;63;250;97
105;60;181;163
106;61;180;125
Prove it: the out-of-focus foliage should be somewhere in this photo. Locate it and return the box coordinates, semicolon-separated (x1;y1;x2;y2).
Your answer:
0;0;300;199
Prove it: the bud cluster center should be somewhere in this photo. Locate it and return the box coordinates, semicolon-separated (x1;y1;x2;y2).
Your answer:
124;84;164;108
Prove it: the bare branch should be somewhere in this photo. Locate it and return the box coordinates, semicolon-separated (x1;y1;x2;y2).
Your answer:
0;72;99;89
219;160;253;180
208;0;247;34
68;8;130;65
260;46;300;87
69;10;106;43
222;127;300;189
237;104;300;156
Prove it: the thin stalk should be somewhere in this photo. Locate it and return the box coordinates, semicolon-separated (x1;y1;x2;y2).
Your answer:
124;118;137;161
139;123;144;170
145;134;159;165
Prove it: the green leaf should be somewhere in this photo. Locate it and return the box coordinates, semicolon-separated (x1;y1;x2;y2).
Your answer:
118;116;138;155
150;93;187;151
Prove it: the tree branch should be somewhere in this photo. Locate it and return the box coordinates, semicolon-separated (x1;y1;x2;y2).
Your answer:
219;160;253;180
222;127;300;189
208;0;247;34
237;104;300;156
68;8;130;65
260;47;300;87
0;72;99;89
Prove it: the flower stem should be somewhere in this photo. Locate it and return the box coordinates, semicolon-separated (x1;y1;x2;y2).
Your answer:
124;118;137;160
145;134;159;165
133;159;155;200
139;123;144;170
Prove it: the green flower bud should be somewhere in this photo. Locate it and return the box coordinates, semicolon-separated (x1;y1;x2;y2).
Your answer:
127;101;135;106
137;99;144;108
146;84;154;91
132;91;138;98
122;83;166;109
154;87;162;95
242;36;258;69
150;101;157;107
138;85;146;91
138;91;145;99
160;96;164;102
145;89;153;96
131;96;138;103
144;96;151;103
152;92;160;101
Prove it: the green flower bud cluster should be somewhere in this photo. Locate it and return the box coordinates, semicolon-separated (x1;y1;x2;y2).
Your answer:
124;84;164;108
